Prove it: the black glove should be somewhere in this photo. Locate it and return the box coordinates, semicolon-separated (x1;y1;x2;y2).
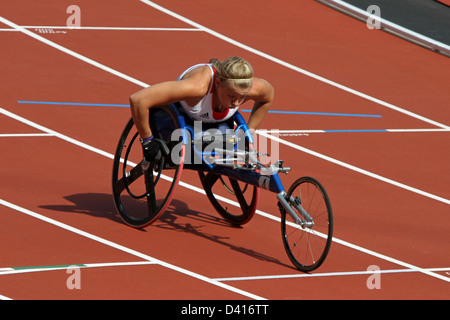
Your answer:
142;138;169;163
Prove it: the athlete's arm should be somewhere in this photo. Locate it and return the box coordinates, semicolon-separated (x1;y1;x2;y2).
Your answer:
129;70;210;139
246;78;274;133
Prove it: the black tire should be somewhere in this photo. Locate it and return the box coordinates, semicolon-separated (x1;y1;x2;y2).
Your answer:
112;106;185;228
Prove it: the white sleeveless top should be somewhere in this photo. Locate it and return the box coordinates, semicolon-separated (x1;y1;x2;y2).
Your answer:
177;64;239;123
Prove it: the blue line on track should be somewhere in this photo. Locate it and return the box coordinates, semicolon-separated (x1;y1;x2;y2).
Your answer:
18;101;382;118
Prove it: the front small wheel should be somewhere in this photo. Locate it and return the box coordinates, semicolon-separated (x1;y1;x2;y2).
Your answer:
280;177;333;271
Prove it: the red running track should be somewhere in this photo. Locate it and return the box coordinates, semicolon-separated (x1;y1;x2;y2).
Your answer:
0;0;449;300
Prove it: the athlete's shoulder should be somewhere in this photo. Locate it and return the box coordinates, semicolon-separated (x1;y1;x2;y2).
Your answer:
249;77;274;100
180;64;214;96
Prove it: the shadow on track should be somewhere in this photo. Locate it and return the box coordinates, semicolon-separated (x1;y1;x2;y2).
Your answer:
40;193;293;269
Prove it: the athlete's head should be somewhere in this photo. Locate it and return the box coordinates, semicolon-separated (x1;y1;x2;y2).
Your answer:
210;56;253;108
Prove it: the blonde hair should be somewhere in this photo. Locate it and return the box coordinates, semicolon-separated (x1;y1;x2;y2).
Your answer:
209;56;253;89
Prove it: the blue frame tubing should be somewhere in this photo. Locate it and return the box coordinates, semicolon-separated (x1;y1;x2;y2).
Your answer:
168;103;285;195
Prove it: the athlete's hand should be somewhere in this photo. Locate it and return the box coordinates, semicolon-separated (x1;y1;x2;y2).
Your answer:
142;138;169;163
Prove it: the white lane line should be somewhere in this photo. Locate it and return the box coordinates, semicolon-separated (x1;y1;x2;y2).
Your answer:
269;128;450;134
257;130;450;205
252;207;450;283
0;26;202;31
1;106;449;283
213;267;450;282
315;0;450;56
0;107;116;160
24;26;201;31
1;10;448;283
0;261;157;276
0;16;148;88
1;14;447;205
0;133;55;137
2;10;449;130
0;198;266;300
138;0;450;130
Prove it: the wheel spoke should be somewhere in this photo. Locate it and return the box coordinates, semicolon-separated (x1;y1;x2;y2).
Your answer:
113;160;146;195
228;178;249;212
201;172;221;191
144;168;157;214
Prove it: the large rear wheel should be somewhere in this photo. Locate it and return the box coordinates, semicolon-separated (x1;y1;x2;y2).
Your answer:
112;106;185;228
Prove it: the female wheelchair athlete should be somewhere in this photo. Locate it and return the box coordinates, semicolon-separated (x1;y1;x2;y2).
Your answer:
112;103;333;271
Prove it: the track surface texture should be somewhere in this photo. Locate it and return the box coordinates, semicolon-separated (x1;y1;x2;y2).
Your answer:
0;0;449;302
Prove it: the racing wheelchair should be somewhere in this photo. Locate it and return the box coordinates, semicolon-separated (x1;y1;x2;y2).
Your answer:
112;104;333;271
